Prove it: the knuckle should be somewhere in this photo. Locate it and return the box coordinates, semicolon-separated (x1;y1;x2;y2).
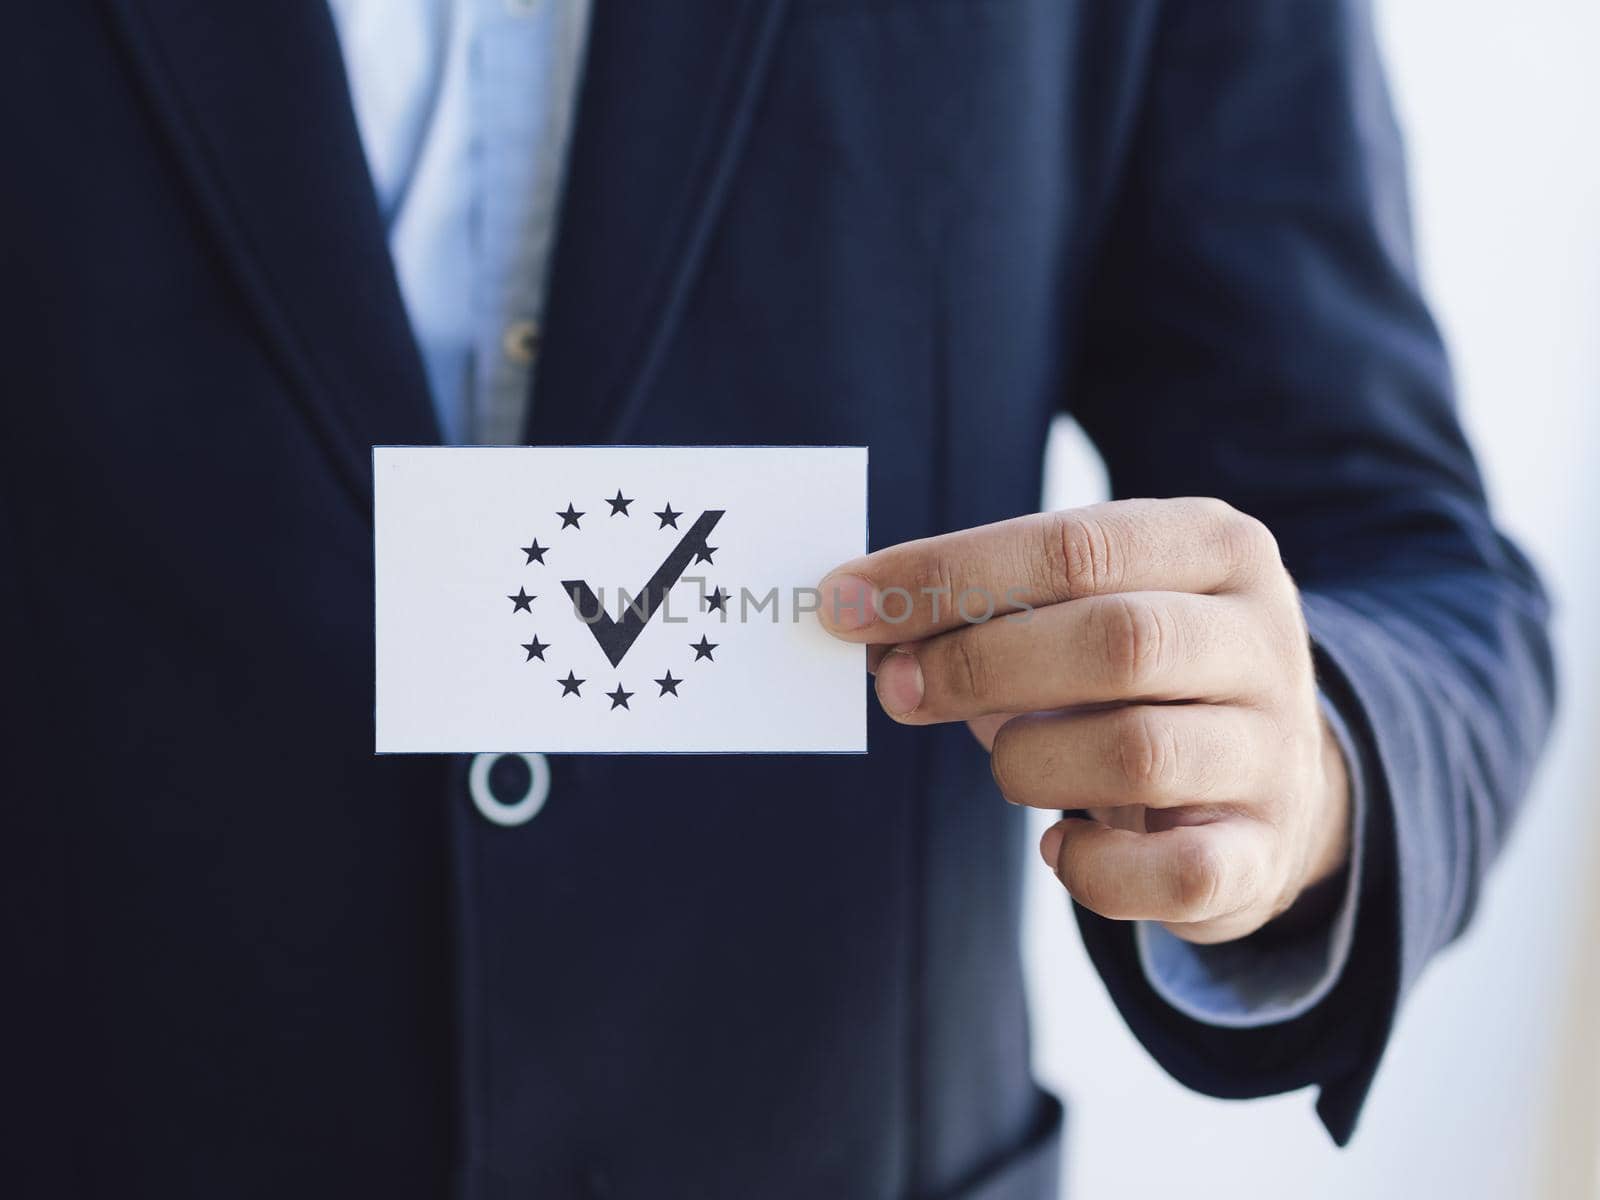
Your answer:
1213;505;1281;578
905;554;956;619
945;630;993;706
1097;595;1168;690
1183;495;1237;526
1115;709;1180;798
1056;512;1116;598
1169;837;1226;920
1037;515;1070;586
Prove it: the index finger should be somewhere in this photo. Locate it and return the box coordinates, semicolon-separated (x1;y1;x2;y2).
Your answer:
817;497;1277;643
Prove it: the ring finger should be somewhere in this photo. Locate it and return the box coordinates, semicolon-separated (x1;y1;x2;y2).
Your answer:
989;703;1278;811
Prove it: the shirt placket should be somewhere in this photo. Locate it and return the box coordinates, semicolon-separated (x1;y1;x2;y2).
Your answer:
471;0;577;446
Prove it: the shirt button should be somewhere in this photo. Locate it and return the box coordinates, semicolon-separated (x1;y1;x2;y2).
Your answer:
502;319;541;365
468;753;550;827
503;0;541;18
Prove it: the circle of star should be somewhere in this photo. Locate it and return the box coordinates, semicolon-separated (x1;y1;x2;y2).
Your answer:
510;495;725;712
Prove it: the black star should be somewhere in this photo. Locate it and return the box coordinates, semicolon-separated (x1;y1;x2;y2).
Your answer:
508;587;536;613
606;683;634;710
557;503;584;530
704;586;729;613
693;544;717;565
520;538;548;565
606;489;634;517
558;670;585;697
520;634;549;662
654;502;681;529
655;670;681;697
690;635;718;662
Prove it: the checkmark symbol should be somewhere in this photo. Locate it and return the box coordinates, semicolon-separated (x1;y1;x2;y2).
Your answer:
562;510;724;668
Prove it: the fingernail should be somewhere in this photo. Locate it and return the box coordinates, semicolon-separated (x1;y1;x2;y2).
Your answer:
820;573;878;632
1039;823;1065;869
875;649;924;717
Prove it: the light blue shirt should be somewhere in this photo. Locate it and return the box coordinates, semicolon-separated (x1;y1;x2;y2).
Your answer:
327;0;592;445
327;0;1363;1029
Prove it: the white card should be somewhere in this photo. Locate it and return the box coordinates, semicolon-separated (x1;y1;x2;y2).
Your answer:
374;446;868;754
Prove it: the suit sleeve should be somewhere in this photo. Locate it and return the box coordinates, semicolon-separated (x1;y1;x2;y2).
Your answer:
1066;0;1556;1144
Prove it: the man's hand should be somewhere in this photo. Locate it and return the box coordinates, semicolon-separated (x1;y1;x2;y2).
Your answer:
818;497;1351;945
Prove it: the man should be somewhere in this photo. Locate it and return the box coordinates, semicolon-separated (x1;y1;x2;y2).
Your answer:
0;2;1554;1198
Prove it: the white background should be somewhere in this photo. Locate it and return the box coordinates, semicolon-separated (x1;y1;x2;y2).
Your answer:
1027;4;1600;1196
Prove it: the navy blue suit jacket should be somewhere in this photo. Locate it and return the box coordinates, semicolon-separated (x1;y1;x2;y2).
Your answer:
1;2;1554;1197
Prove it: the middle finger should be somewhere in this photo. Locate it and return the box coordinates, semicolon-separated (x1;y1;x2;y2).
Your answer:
873;591;1270;723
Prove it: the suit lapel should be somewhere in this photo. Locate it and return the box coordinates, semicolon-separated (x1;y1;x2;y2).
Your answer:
100;0;790;481
529;0;791;445
100;0;439;513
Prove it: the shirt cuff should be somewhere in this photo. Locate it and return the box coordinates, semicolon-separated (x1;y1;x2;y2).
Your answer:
1132;694;1366;1028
